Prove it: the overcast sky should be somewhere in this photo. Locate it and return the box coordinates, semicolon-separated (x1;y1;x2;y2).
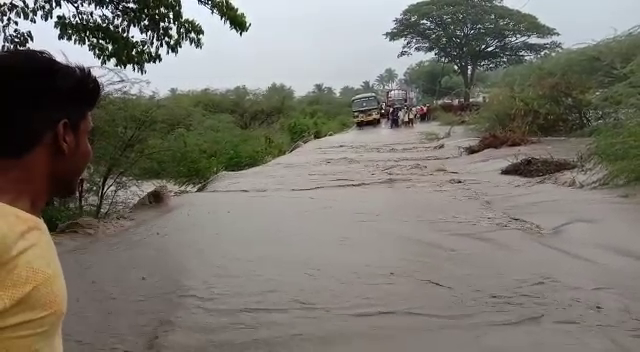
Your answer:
30;0;640;94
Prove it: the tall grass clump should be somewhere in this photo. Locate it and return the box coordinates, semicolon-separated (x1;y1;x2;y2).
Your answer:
476;26;640;185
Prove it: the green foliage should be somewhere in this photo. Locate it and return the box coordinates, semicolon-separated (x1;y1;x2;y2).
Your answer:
433;110;464;126
360;80;376;92
403;60;463;99
339;86;359;99
478;27;640;185
375;68;399;90
45;81;353;222
477;29;640;135
0;0;250;73
42;200;79;232
385;0;560;101
123;84;353;187
591;120;640;185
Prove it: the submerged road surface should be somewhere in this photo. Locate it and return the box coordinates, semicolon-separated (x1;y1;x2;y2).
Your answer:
60;123;640;351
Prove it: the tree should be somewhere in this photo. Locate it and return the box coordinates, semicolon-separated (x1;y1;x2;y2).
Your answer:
263;83;296;107
0;0;250;73
310;83;336;97
90;95;161;217
360;80;376;92
339;86;359;99
374;74;385;90
403;60;462;99
385;0;560;102
383;68;399;89
311;83;326;95
374;68;399;90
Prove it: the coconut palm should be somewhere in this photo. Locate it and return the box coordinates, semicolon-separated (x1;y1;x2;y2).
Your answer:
360;80;375;92
311;83;327;95
382;68;399;89
374;74;386;90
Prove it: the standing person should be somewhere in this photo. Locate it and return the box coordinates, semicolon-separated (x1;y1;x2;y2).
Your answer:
418;105;427;122
0;49;102;351
402;106;409;127
408;106;415;127
390;106;400;128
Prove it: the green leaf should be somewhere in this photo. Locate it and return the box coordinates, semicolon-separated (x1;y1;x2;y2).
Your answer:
0;0;250;73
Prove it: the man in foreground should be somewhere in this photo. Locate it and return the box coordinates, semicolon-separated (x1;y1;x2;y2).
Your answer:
0;49;102;350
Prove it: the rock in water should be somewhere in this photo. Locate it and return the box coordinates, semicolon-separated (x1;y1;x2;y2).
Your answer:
132;185;170;209
56;217;100;236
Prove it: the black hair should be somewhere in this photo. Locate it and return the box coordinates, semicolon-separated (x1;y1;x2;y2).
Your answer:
0;49;102;159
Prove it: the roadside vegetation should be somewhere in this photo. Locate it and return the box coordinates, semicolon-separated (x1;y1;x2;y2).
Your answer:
475;28;640;184
43;77;354;231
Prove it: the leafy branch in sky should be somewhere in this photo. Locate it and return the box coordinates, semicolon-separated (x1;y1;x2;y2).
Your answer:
0;0;250;73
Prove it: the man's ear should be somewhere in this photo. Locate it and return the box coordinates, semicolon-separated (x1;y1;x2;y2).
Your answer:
54;119;75;156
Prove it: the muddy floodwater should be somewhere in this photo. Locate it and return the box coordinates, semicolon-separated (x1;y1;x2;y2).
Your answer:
59;123;640;351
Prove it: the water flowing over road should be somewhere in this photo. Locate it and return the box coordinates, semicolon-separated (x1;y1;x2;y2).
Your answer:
59;123;640;351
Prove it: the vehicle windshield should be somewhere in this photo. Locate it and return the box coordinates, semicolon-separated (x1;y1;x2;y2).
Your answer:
391;99;405;106
352;97;378;111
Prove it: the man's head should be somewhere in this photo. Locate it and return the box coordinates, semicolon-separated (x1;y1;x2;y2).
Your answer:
0;49;102;199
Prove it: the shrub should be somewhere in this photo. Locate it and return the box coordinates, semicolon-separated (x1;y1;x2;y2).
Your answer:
45;82;355;221
476;28;640;137
477;27;640;185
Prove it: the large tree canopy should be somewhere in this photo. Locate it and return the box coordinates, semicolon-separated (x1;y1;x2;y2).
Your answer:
403;59;494;100
385;0;560;101
0;0;250;73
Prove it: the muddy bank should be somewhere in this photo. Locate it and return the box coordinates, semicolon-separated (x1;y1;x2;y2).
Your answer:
60;123;640;351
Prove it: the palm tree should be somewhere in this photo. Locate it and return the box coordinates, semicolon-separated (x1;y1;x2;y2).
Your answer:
325;86;336;97
360;80;375;92
339;85;358;98
311;83;327;95
382;68;399;89
374;74;386;90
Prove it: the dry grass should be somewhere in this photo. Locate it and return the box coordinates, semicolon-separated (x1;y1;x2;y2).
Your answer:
501;157;577;178
463;131;532;154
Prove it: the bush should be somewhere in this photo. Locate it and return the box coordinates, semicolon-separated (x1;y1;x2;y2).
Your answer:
476;28;640;137
591;119;640;185
42;200;80;232
433;110;466;126
476;27;640;185
46;82;355;222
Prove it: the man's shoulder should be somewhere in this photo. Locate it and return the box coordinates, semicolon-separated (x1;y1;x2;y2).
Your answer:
0;204;66;351
0;202;51;264
0;202;65;315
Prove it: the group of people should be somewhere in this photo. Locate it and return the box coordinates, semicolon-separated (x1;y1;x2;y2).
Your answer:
387;104;433;128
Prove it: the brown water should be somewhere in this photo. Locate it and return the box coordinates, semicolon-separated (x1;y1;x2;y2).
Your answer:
59;123;640;351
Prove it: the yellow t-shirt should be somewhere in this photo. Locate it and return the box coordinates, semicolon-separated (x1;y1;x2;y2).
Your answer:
0;202;67;351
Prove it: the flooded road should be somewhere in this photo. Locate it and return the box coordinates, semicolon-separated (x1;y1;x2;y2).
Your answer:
59;123;640;351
